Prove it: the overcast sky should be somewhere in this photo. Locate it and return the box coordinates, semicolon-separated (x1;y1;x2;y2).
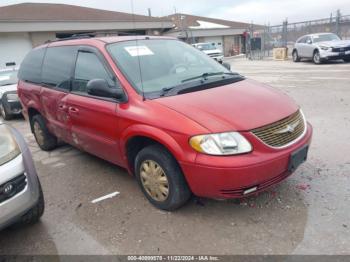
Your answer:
1;0;349;25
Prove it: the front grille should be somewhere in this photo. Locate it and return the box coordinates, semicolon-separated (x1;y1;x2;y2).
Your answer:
209;53;221;57
0;174;27;204
251;110;305;148
332;46;350;52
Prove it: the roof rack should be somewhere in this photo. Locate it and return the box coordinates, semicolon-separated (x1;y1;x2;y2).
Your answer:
45;33;96;43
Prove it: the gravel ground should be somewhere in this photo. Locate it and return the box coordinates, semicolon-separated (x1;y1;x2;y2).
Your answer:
0;58;349;255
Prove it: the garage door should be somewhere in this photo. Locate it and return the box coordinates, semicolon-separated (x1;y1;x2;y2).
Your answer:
0;33;33;69
203;36;224;52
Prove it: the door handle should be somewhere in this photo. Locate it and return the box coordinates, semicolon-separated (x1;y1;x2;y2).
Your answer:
68;107;79;114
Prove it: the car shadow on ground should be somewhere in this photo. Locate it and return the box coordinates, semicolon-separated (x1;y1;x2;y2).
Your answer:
298;59;347;65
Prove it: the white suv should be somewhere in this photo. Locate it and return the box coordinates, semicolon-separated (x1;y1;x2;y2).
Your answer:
292;33;350;64
192;43;224;63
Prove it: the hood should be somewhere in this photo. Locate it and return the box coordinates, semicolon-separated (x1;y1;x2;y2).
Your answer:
0;84;17;98
203;49;222;55
154;79;298;132
317;40;350;48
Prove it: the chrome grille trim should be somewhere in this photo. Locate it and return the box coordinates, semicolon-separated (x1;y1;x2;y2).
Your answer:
251;110;307;149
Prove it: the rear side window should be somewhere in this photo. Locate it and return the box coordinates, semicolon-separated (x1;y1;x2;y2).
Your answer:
18;48;45;84
297;37;305;43
72;51;114;93
41;46;77;90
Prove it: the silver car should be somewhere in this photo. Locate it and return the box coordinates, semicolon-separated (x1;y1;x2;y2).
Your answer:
292;33;350;64
0;122;44;230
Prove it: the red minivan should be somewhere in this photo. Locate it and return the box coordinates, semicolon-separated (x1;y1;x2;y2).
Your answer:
18;36;312;210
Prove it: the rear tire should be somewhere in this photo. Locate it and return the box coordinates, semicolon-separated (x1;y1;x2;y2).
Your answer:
343;58;350;63
0;102;13;120
313;50;322;64
31;114;57;151
135;145;191;211
292;50;300;62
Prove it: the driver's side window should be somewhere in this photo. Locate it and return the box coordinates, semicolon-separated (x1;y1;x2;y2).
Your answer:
72;51;115;93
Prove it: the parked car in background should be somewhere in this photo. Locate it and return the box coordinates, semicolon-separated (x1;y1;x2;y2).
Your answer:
0;68;22;120
0;122;44;231
192;42;224;63
18;36;312;210
292;33;350;64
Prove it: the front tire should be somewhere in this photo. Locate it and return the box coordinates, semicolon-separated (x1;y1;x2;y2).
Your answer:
0;102;13;120
31;114;57;151
292;50;300;62
343;58;350;63
20;181;45;225
313;50;322;64
135;145;191;211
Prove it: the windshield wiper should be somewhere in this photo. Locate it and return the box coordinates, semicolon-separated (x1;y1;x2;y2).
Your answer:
159;72;243;97
181;72;239;83
160;86;179;96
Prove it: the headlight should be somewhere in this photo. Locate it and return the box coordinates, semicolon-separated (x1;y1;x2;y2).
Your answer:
0;125;21;166
320;46;331;51
6;93;19;102
189;132;252;155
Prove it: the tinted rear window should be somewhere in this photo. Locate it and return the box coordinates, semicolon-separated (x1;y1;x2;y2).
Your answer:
41;46;77;90
18;48;45;84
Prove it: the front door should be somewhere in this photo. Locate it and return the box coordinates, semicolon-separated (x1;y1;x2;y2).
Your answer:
66;47;123;165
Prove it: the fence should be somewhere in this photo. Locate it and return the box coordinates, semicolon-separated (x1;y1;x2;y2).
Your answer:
246;11;350;59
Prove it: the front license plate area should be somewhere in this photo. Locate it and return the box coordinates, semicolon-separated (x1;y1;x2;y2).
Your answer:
288;145;308;172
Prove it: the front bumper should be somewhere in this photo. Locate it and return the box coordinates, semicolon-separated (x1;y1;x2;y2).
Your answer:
1;92;22;115
0;127;40;230
211;55;224;62
320;49;350;60
180;123;313;199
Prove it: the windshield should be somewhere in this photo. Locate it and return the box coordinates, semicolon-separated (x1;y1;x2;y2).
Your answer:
195;43;217;50
0;70;18;87
108;39;237;97
313;34;340;43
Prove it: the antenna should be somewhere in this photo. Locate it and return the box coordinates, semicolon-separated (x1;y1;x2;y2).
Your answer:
130;0;146;101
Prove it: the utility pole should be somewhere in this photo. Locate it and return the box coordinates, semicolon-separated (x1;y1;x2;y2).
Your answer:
335;9;341;36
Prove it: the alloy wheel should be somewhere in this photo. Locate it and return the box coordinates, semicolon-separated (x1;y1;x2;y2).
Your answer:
33;121;45;147
0;103;5;118
314;52;321;64
140;160;169;202
293;52;298;61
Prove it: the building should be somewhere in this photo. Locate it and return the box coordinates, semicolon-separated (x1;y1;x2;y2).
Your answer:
0;3;173;68
164;13;261;57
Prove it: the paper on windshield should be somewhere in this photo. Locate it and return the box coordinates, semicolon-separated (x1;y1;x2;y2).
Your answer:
124;46;154;57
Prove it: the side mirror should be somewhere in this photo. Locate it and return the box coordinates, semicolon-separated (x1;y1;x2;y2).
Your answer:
306;39;312;44
87;79;125;100
222;62;231;71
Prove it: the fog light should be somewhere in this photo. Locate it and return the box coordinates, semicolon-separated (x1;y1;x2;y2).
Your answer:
243;186;257;195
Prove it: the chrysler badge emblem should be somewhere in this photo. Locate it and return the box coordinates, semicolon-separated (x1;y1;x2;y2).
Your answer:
274;120;299;135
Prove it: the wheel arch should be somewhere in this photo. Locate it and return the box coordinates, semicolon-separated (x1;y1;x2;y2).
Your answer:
121;125;186;175
27;106;41;132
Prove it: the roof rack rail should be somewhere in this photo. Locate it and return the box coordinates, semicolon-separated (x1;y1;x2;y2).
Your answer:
45;33;96;44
